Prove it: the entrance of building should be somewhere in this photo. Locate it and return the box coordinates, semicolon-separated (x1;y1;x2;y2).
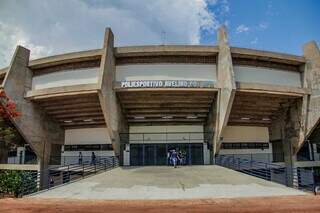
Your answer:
130;143;204;166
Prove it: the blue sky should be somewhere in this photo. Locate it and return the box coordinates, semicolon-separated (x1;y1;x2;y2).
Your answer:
202;0;320;55
0;0;319;67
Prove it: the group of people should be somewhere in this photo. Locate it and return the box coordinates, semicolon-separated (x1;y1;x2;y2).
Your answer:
167;149;186;168
78;152;96;165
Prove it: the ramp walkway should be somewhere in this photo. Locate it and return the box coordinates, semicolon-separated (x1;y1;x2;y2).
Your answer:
33;165;306;200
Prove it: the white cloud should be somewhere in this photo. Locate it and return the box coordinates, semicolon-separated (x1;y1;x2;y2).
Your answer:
0;22;53;67
236;24;250;34
0;0;220;68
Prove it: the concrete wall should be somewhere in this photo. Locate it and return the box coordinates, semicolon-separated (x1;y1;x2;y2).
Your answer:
219;146;272;155
234;66;302;87
65;128;112;145
116;64;217;82
32;68;99;90
129;125;203;144
219;126;272;162
221;126;269;143
130;125;203;133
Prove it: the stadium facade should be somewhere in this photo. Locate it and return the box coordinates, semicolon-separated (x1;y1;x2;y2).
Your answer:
0;26;320;185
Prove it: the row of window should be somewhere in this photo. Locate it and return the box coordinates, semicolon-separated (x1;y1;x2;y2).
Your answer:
64;144;113;151
221;143;269;150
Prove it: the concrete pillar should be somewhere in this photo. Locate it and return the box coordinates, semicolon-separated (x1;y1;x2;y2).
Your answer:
0;143;8;164
1;46;64;188
303;41;320;139
213;26;236;155
281;101;303;186
98;28;128;160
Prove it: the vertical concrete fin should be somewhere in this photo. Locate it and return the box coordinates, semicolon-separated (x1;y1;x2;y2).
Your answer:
2;45;64;168
302;41;320;152
213;26;236;155
98;28;127;156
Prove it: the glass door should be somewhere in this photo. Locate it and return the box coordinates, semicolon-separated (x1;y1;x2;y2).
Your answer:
130;144;143;166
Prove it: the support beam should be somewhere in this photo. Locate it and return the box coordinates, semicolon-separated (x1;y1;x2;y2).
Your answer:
1;46;64;188
213;26;236;155
98;28;128;157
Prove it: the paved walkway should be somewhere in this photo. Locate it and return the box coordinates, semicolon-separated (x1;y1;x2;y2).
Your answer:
33;166;306;200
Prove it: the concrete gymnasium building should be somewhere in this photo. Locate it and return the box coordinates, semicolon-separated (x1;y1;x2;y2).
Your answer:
1;26;320;186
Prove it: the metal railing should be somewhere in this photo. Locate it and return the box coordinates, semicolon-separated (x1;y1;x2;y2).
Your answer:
49;155;115;166
21;156;119;196
216;154;316;192
217;153;285;164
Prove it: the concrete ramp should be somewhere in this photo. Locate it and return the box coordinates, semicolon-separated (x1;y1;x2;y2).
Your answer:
33;166;306;200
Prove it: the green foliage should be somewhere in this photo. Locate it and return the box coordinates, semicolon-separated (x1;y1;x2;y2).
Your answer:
0;118;22;147
0;170;37;197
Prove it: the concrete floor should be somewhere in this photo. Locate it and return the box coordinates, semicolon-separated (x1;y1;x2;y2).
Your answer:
33;166;306;200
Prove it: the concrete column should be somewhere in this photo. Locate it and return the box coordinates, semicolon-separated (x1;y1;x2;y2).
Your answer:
0;143;8;164
98;28;128;160
1;46;64;188
281;101;303;186
213;26;236;155
303;41;320;139
269;99;304;187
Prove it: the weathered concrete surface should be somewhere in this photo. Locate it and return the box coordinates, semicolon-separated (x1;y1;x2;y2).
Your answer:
236;82;310;96
114;45;219;57
28;49;103;69
303;41;320;141
269;98;305;186
25;83;99;99
98;28;127;156
230;47;306;64
33;166;305;200
213;26;236;155
1;46;64;185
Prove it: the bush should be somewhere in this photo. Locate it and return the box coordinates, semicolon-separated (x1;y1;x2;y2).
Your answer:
0;170;37;197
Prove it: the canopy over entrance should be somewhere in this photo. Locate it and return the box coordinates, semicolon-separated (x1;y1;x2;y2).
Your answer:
116;89;217;125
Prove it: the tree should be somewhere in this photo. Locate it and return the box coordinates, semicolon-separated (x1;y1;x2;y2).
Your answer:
0;90;21;164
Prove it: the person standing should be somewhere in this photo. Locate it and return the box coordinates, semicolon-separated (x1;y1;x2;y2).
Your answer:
167;150;172;166
78;152;83;165
91;152;96;165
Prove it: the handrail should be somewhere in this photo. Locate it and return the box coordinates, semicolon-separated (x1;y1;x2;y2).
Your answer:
21;156;119;196
216;154;316;193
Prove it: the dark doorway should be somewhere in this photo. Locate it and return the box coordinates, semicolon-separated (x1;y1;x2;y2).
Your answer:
129;143;204;166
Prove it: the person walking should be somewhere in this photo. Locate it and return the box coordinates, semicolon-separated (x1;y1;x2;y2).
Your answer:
171;149;178;168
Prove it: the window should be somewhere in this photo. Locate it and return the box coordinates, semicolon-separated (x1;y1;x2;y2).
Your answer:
221;143;269;150
64;144;113;151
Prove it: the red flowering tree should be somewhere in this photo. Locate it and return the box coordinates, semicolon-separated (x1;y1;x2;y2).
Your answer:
0;90;21;163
